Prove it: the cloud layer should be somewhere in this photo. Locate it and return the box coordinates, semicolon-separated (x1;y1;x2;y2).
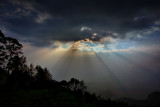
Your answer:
0;0;160;46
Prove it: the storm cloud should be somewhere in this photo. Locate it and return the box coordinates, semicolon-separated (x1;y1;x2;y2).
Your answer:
0;0;160;46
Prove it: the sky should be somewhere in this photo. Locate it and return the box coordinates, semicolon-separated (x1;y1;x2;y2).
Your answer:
1;0;160;99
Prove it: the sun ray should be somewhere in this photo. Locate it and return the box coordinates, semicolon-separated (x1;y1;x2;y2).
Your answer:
89;48;127;92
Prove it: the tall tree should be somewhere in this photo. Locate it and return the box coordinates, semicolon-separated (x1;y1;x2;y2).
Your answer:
0;30;24;74
0;31;8;86
0;30;30;87
5;36;23;74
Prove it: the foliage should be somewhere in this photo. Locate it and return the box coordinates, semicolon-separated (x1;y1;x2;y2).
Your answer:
35;65;52;81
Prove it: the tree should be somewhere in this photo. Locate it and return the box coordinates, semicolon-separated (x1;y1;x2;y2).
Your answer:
9;56;30;87
5;37;23;74
0;30;8;71
0;30;23;75
28;64;35;76
60;80;69;88
0;30;32;87
35;65;52;82
34;65;52;88
0;31;8;86
68;78;87;93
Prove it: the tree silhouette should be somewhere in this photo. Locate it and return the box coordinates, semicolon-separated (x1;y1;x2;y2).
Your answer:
5;37;23;74
0;30;23;75
60;80;69;88
9;56;31;87
0;31;8;86
0;30;32;88
33;65;52;88
68;78;87;93
35;65;52;81
0;31;8;72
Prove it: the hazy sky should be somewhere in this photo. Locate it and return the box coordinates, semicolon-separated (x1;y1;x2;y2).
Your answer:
1;0;160;99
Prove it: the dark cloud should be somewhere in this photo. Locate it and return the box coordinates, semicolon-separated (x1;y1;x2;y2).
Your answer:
0;0;160;46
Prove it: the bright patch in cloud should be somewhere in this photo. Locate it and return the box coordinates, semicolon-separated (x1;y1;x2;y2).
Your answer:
35;13;51;23
80;26;92;32
49;37;151;55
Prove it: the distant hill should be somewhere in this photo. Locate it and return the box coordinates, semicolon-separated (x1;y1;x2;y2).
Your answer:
147;91;160;106
115;91;160;107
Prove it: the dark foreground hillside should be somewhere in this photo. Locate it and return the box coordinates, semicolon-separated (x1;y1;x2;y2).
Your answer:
0;85;129;107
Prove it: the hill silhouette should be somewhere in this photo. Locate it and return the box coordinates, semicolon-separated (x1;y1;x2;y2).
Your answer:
115;91;160;107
